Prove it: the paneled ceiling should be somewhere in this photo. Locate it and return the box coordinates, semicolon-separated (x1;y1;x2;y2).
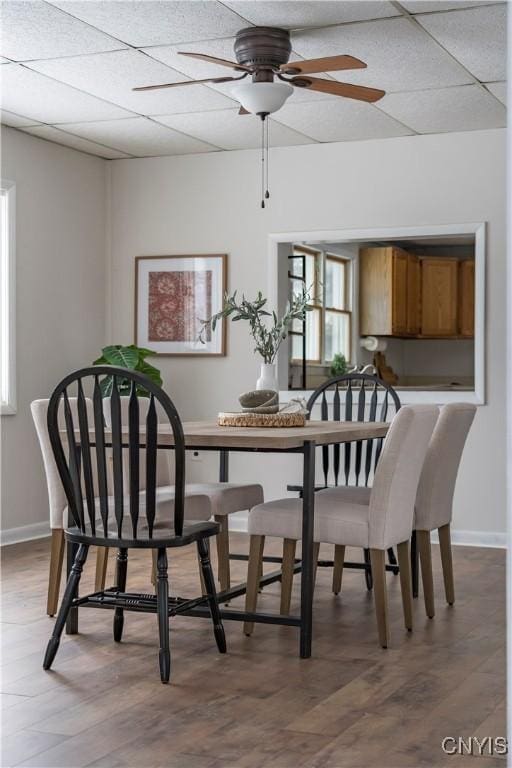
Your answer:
0;0;506;159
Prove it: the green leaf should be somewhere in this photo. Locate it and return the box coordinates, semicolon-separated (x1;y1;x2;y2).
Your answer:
92;355;107;365
137;359;163;387
101;345;139;369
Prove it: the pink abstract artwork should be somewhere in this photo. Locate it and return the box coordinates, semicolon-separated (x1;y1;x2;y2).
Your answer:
147;270;212;342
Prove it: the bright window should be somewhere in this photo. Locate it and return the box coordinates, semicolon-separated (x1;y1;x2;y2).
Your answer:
1;180;16;414
290;247;352;366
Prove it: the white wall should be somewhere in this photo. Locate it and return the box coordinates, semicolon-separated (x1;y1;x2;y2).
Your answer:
1;127;106;538
107;128;506;540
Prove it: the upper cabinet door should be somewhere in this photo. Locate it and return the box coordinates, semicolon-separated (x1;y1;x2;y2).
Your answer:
406;254;421;336
391;249;408;335
459;259;475;337
421;258;458;336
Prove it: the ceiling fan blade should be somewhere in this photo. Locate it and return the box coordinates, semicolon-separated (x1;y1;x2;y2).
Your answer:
133;75;243;92
291;76;385;103
178;51;252;72
238;106;250;115
281;55;366;75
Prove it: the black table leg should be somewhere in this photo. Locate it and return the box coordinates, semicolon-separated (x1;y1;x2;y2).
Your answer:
300;440;315;659
219;450;229;482
411;530;419;598
65;540;79;634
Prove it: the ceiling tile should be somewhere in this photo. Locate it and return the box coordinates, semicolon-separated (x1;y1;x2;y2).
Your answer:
58;116;220;156
223;1;399;29
155;108;315;150
20;125;132;158
0;1;125;62
28;49;236;115
378;84;506;133
0;64;132;123
485;81;507;105
47;1;246;47
0;110;40;128
401;1;498;12
272;98;412;142
417;5;506;82
291;17;472;93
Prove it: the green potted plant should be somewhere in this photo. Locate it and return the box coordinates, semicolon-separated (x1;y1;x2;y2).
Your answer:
329;352;348;378
93;344;162;396
199;288;311;392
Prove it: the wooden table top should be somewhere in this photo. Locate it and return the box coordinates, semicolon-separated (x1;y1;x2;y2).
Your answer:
72;420;389;450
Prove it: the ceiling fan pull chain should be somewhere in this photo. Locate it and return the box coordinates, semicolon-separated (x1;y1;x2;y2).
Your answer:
265;117;270;201
261;114;266;209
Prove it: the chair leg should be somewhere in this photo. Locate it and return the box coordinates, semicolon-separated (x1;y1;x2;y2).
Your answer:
214;515;231;593
370;549;389;649
438;524;455;606
332;544;345;595
387;547;399;575
47;529;65;617
197;538;227;654
151;549;157;590
113;548;128;642
396;540;413;632
156;548;170;684
417;530;435;618
197;549;207;595
280;538;297;615
94;546;109;592
364;548;373;590
312;542;320;589
43;544;89;670
411;530;419;599
244;535;265;636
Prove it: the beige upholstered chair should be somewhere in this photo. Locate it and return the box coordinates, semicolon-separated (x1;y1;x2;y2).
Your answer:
244;405;439;648
104;397;264;592
414;403;476;618
31;398;110;615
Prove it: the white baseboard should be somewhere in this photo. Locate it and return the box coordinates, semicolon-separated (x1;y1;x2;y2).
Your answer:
1;521;51;546
431;529;507;549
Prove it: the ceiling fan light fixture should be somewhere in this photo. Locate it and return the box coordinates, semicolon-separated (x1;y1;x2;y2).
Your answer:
231;80;293;115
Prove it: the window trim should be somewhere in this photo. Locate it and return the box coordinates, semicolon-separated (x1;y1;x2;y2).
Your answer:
1;179;16;415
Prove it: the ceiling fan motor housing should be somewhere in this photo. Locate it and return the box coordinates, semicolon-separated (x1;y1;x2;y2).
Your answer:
234;27;292;76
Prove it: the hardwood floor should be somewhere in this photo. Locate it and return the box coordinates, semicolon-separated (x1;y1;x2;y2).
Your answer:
1;535;505;768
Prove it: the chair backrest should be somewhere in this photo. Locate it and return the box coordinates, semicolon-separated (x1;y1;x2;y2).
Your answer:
306;373;401;488
103;396;172;491
31;397;93;529
415;403;476;532
368;405;439;550
47;366;186;540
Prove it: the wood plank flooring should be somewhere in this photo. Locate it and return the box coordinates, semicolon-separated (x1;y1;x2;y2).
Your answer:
1;535;505;768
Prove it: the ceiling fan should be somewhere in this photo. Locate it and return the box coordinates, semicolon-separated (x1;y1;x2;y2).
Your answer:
133;26;385;113
133;27;385;206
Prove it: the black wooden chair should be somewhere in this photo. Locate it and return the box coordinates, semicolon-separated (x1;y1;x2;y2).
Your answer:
287;372;402;589
43;366;226;684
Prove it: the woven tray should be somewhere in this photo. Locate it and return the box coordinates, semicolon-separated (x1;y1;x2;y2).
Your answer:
218;411;306;428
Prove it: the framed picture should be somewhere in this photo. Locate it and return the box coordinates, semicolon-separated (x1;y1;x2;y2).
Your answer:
135;254;227;356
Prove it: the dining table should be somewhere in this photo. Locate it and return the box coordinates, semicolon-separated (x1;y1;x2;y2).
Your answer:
66;419;389;659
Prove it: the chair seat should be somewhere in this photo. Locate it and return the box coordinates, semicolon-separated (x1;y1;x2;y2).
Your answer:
248;495;370;549
317;485;372;506
184;482;264;517
66;519;219;549
65;488;212;526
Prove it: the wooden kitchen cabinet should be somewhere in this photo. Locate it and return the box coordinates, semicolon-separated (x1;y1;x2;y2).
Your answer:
420;258;458;336
360;246;419;336
459;259;475;337
406;254;421;335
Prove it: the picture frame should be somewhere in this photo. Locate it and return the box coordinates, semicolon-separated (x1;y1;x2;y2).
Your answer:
134;254;227;356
